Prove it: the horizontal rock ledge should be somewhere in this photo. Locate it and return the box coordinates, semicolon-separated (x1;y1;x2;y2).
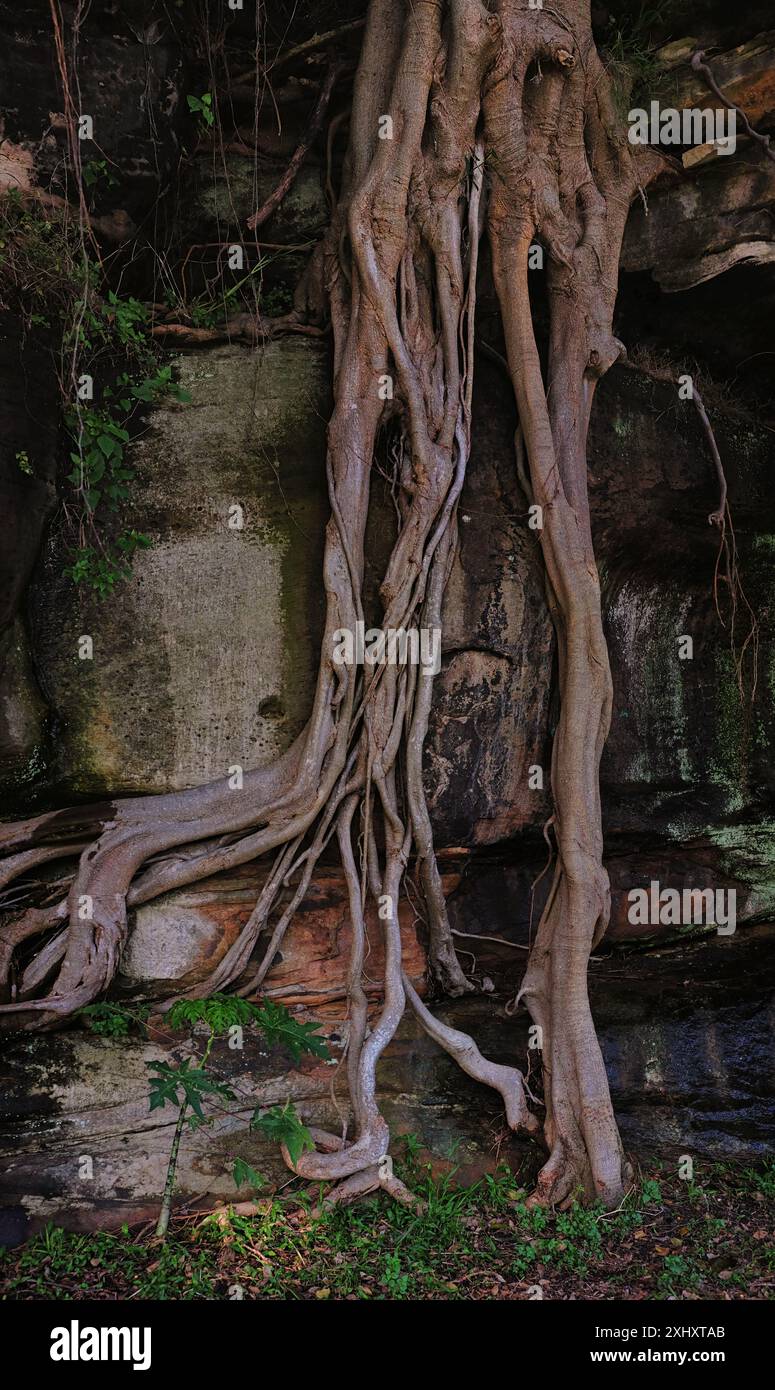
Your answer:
0;923;771;1235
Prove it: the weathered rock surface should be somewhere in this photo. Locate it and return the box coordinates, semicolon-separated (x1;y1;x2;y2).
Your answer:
662;30;775;129
622;147;775;291
1;925;771;1232
119;864;429;1004
0;313;59;790
19;341;330;798
0;1;185;230
2;337;773;933
3;337;557;851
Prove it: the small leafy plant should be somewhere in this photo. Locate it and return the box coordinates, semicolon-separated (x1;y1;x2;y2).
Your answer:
186;92;215;128
1;193;195;595
82;158;119;198
64;297;191;594
66;532;153;597
251;1102;316;1167
231;1157;265;1191
148;1057;237;1121
601;2;671;106
78;1001;150;1037
147;994;326;1238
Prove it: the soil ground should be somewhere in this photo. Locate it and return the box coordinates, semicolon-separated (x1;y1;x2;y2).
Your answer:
1;1150;773;1301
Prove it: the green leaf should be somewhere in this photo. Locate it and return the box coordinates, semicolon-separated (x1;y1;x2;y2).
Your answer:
167;993;256;1036
250;1103;315;1167
77;1002;138;1038
186;94;214;126
232;1157;265;1190
166;995;327;1056
253;999;328;1063
116;529;151;554
146;1058;236;1117
164;994;327;1061
130;382;154;401
147;1061;183;1110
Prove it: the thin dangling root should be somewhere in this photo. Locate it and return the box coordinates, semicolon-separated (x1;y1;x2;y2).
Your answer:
403;973;540;1138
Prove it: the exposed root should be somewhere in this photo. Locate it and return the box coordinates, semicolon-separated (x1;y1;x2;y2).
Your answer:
150;315;327;346
620;355;759;702
313;1165;422;1214
403;972;539;1137
691;49;775;165
247;60;344;231
1;0;670;1208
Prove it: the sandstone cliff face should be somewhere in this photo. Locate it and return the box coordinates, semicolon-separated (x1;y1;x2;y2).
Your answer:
2;338;772;953
0;3;774;1225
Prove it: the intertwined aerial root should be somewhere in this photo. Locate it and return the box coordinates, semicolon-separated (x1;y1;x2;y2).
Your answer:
0;0;660;1207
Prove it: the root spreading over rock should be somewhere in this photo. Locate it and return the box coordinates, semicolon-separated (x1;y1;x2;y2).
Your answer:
0;0;663;1208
